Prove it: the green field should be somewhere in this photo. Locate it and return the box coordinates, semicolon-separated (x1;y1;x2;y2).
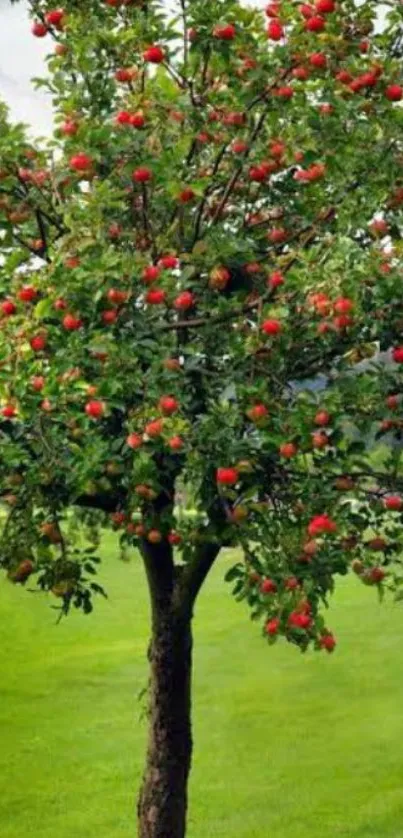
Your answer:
1;534;403;838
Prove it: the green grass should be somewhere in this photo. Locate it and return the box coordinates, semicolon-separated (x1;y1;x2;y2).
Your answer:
1;535;403;838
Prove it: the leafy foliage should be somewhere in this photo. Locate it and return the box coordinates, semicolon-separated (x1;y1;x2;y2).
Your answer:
0;0;403;651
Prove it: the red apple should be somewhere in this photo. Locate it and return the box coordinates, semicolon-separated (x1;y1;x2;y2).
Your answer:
102;309;117;325
9;559;35;583
69;153;92;172
268;271;284;290
32;21;48;37
309;52;327;68
18;286;37;303
261;318;281;336
110;511;126;528
216;467;239;486
178;187;195;203
336;70;353;85
54;297;67;310
108;223;122;239
265;617;280;635
163;358;181;371
261;578;277;594
333;314;353;330
232;140;249;154
392;347;403;364
107;289;128;305
386;395;399;410
130;111;145;128
315;0;334;12
64;256;80;268
159;396;179;416
147;529;163;544
267;20;284;40
2;404;16;418
143;45;165;63
158;254;178;270
132;167;152;183
146;289;166;305
385;84;402;102
368;567;386;584
213;23;236;40
127;433;143;449
299;4;315;18
31;376;45;392
288;611;312;629
307;514;337;536
61;119;78;136
369;218;388;236
293;67;309;81
1;300;16;316
265;3;281;18
30;334;47;352
145;418;164;438
333;297;354;314
384;495;403;511
174;291;194;310
45;9;65;28
303;539;319;556
168;436;184;451
247;404;268;423
142;265;161;284
267;227;288;242
312;431;329;449
114;68;135;83
314;410;331;426
285;576;299;591
279;442;298;458
85;400;105;419
367;537;387;551
249;165;267;183
305;15;326;31
115;110;131;125
209;266;230;290
319;633;336;652
63;314;82;330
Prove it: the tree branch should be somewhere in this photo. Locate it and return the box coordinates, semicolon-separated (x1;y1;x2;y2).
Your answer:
192;141;230;245
74;492;125;512
12;231;51;263
180;0;188;76
140;537;176;622
176;543;221;616
209;105;271;227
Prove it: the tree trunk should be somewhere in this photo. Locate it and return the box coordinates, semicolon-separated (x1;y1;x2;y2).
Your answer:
137;610;193;838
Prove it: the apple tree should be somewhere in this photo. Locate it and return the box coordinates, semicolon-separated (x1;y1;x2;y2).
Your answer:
1;0;403;835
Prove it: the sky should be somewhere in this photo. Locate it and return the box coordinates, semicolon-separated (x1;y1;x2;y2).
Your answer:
0;1;388;136
0;1;52;134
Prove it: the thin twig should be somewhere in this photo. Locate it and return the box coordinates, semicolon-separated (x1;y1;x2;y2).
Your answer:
180;0;188;76
209;105;271;226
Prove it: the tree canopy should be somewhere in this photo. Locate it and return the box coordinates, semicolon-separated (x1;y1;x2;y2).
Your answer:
0;0;403;651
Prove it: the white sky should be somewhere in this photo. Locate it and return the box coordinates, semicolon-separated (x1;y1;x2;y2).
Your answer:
0;1;52;133
0;1;388;135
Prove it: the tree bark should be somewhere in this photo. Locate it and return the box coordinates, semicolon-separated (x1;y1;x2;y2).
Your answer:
138;609;193;838
137;525;220;838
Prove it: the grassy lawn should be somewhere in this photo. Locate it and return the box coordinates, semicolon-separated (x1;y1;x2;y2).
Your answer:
1;534;403;838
